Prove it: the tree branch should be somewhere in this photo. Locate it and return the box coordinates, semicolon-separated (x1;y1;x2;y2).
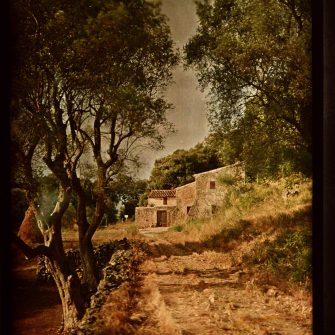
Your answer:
12;234;51;259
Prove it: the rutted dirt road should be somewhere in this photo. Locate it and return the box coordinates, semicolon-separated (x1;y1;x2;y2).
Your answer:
143;238;312;335
11;226;312;335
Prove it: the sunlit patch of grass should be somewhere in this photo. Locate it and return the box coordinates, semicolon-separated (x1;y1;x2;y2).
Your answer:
62;221;144;249
125;223;140;238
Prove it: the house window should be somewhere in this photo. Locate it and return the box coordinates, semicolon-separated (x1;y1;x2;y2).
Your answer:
210;181;216;189
163;197;167;205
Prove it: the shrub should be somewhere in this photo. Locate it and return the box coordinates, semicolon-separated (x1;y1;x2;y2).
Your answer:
222;182;271;213
172;224;183;232
218;172;236;186
243;230;312;283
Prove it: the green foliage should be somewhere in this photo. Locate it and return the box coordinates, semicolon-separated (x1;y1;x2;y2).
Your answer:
244;229;312;283
10;0;179;321
61;205;77;230
172;224;184;232
217;172;236;186
37;174;59;215
185;0;312;179
148;140;221;190
222;182;271;213
283;172;309;189
108;174;148;219
11;0;178;225
103;200;118;224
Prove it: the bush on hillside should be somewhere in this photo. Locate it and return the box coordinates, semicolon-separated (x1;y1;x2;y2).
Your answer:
243;228;312;283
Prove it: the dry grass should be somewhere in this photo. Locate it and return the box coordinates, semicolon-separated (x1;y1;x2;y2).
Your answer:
62;221;143;249
133;272;181;335
156;176;312;287
62;176;312;251
93;282;138;335
92;260;181;335
59;175;311;333
162;176;312;246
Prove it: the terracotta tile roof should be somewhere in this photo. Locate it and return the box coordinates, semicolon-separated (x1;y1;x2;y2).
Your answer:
148;190;176;198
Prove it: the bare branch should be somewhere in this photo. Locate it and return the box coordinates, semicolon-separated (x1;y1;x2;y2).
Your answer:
12;234;51;259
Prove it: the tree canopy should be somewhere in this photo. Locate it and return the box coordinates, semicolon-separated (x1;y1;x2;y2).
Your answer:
10;0;178;330
185;0;311;178
107;174;148;219
146;140;221;192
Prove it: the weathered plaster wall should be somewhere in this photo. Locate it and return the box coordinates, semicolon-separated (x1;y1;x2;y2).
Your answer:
175;182;196;220
148;197;177;207
195;172;225;204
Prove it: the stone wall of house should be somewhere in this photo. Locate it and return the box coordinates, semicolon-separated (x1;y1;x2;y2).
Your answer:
135;206;176;228
190;162;245;219
195;171;226;208
175;182;196;221
135;207;156;228
147;197;177;207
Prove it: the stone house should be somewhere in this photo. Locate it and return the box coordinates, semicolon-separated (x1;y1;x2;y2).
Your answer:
135;162;244;228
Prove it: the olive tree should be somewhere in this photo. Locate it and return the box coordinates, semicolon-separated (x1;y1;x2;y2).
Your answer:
185;0;311;177
11;0;178;331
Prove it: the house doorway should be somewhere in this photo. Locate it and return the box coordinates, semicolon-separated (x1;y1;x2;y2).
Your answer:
157;210;167;227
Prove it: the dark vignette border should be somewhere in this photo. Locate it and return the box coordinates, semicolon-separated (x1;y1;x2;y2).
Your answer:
1;0;12;333
312;0;335;334
1;0;335;334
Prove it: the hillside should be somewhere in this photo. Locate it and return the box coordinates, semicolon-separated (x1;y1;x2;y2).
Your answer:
158;174;312;286
87;175;312;334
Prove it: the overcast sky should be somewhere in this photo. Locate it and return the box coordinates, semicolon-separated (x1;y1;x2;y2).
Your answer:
138;0;209;179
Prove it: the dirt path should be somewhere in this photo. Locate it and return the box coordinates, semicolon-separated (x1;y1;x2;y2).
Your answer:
146;240;311;335
10;235;312;335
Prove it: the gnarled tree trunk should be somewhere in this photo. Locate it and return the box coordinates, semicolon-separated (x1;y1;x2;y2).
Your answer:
73;175;99;294
44;254;84;331
31;187;86;332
